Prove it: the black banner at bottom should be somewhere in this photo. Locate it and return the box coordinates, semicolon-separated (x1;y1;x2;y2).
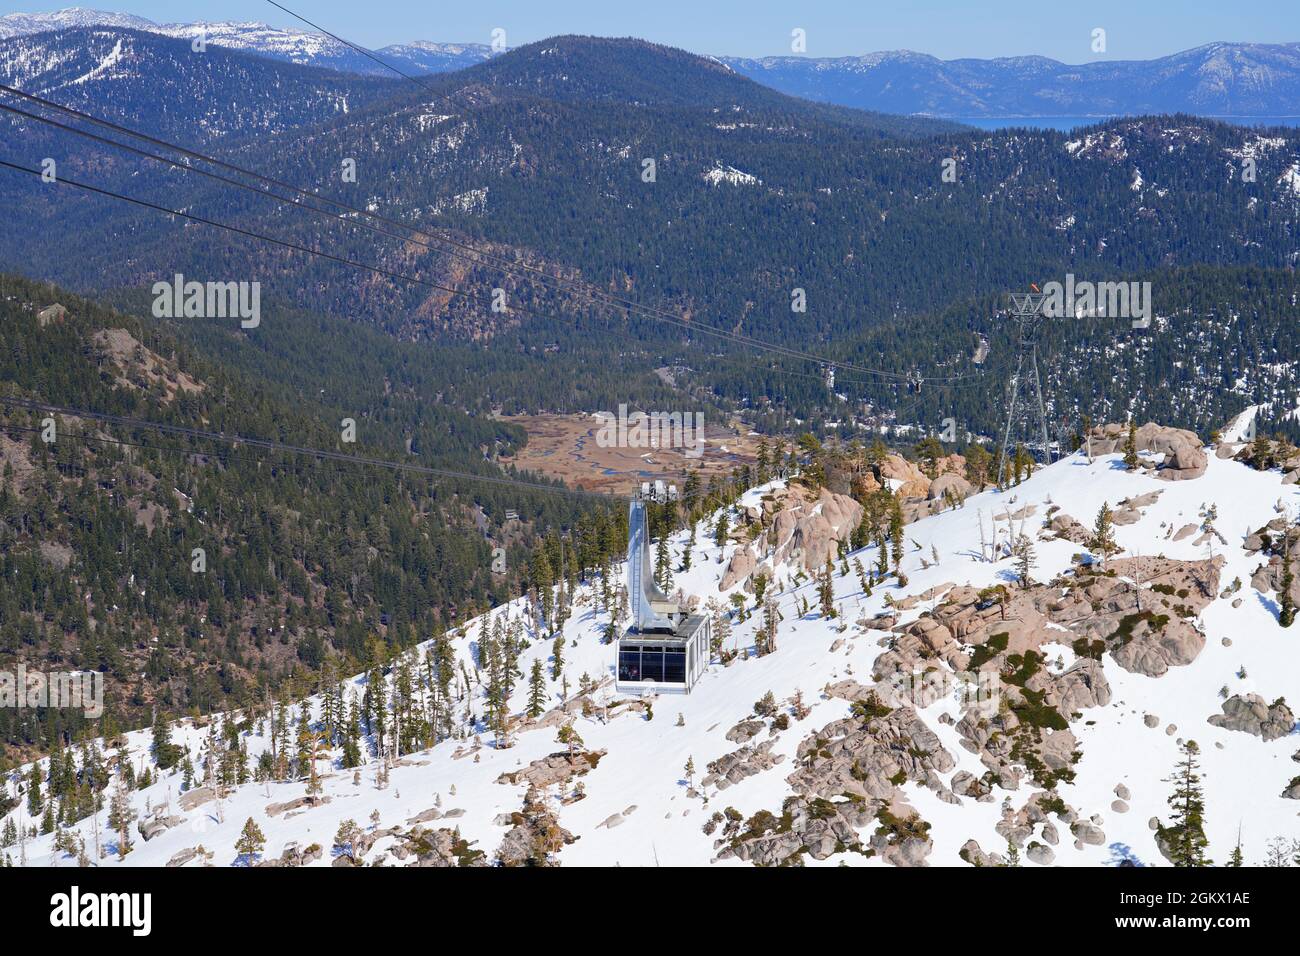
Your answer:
0;863;1282;944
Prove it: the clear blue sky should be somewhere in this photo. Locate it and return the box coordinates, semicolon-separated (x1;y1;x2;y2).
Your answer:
4;0;1298;60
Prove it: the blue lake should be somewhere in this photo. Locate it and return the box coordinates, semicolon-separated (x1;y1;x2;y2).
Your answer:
953;115;1300;132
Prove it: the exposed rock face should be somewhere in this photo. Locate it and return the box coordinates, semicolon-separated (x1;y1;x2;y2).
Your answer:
959;839;1006;867
495;787;576;867
496;750;603;790
928;473;973;501
265;794;330;817
725;719;765;744
1161;443;1208;481
1071;820;1106;845
255;842;325;868
178;785;216;811
716;702;942;867
1027;842;1056;865
720;483;862;591
1207;694;1296;741
1047;514;1091;544
1282;778;1300;800
138;814;185;841
1043;659;1112;714
787;704;955;802
394;827;486;867
165;846;207;867
880;454;930;498
715;795;883;866
1086;422;1206;480
702;739;785;791
1045;557;1218;677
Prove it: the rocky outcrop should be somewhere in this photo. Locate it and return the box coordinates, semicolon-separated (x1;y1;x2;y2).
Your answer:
1085;422;1206;480
394;827;487;867
787;704;955;802
721;483;862;590
725;719;765;744
496;750;603;790
1071;820;1106;846
138;813;185;842
716;795;881;866
1026;842;1056;865
177;785;216;811
959;839;1007;867
1041;658;1112;714
495;787;576;867
254;841;324;868
1160;442;1207;481
1207;694;1295;741
1046;514;1091;544
702;739;785;791
928;473;972;502
266;794;330;817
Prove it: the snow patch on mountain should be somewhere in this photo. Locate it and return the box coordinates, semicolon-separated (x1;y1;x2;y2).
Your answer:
703;164;761;186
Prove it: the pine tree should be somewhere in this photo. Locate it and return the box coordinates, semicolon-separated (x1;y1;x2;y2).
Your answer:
714;511;730;548
1280;559;1296;628
1227;827;1244;867
526;659;547;718
1251;431;1273;471
1161;740;1211;867
557;721;584;758
1124;421;1140;470
25;764;42;816
152;712;181;770
888;494;904;577
1012;534;1036;587
236;817;266;866
551;633;564;682
759;596;782;656
818;555;836;618
852;557;872;597
1090;502;1119;565
654;534;673;592
334;819;360;862
107;772;134;860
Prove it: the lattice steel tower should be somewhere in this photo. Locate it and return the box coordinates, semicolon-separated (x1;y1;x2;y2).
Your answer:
996;290;1052;487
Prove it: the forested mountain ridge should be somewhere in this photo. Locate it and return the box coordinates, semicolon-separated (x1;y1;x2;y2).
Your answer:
2;35;1299;442
790;265;1300;445
0;26;400;142
3;34;1297;355
0;8;495;75
0;273;636;765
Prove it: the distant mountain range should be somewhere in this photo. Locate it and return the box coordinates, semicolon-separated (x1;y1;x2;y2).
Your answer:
0;6;494;76
2;8;1299;119
718;43;1300;119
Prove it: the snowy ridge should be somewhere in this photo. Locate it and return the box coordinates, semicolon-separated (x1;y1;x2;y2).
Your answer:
3;444;1298;867
0;8;492;75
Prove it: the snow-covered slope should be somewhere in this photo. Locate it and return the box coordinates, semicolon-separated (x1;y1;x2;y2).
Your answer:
0;8;492;75
0;7;152;38
4;441;1298;868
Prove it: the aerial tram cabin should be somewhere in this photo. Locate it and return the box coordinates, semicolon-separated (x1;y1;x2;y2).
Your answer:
616;483;711;695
